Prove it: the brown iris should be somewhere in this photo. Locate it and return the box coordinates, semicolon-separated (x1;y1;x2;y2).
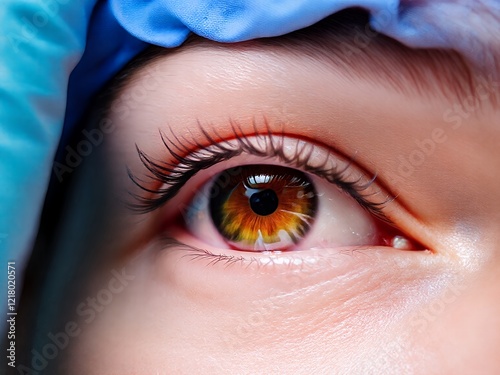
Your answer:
209;165;317;251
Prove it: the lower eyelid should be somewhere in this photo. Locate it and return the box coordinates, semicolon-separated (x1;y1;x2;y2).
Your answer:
157;223;432;275
148;233;441;312
171;172;422;253
147;235;452;348
131;132;429;259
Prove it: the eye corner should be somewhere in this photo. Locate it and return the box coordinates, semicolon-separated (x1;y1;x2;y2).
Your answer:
131;128;425;261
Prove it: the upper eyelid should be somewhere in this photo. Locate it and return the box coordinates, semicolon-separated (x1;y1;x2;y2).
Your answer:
126;121;393;222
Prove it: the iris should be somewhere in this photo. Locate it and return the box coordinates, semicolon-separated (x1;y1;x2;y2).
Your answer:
209;165;318;251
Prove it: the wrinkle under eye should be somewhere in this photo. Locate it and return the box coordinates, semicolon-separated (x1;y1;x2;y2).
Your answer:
209;165;318;251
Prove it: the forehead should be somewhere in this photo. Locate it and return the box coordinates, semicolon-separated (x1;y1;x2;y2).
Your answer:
117;41;443;140
117;38;496;142
118;9;500;117
106;30;500;223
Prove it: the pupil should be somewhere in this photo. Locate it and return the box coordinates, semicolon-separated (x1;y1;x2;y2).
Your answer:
208;164;318;250
249;189;279;216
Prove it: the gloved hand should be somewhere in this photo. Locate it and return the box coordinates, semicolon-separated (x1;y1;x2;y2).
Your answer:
2;0;499;322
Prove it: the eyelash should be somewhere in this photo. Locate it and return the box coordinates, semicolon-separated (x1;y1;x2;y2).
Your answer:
127;121;392;222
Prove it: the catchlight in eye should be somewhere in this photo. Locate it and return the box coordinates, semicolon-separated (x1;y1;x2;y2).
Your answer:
132;132;424;255
209;165;317;251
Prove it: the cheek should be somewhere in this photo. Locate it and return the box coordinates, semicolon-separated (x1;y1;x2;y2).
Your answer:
67;244;461;374
408;264;500;372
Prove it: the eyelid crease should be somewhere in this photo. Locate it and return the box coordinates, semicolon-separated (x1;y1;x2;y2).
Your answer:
126;120;393;223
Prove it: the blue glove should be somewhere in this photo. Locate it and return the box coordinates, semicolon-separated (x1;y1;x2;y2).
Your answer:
2;0;499;320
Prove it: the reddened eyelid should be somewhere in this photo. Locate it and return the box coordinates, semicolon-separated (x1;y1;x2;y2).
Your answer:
127;124;392;223
157;233;427;273
160;130;191;164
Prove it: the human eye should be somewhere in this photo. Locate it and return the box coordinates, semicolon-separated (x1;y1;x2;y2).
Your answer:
127;122;422;269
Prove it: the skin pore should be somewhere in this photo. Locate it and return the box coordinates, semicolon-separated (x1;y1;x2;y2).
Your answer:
66;13;500;374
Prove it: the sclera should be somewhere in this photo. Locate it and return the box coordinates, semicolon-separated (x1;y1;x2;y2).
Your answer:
182;136;380;252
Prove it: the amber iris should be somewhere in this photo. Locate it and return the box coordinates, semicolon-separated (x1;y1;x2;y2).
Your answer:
209;165;318;251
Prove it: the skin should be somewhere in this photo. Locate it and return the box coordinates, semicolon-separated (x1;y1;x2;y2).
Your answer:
66;37;500;374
